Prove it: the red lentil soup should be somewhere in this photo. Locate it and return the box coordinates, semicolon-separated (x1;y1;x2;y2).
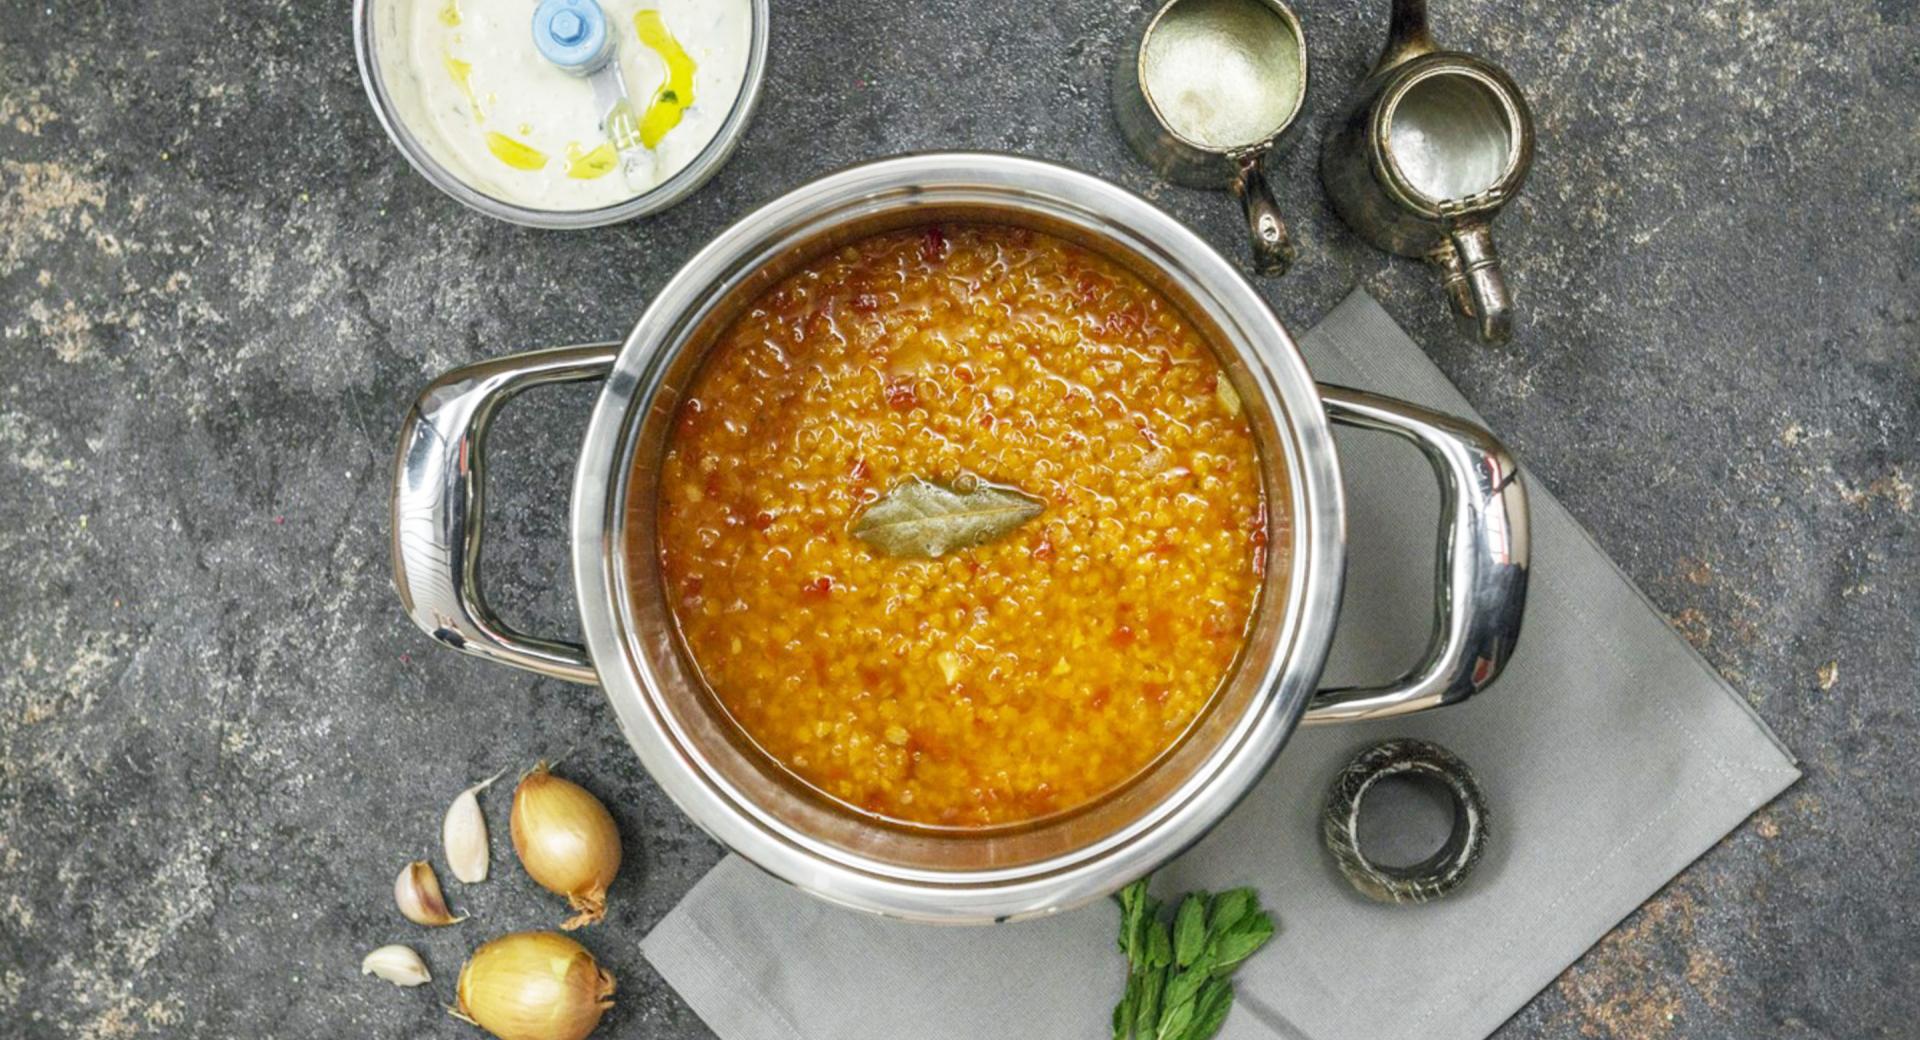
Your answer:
652;223;1270;828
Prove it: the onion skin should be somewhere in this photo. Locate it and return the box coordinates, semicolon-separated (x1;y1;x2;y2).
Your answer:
510;763;622;929
455;931;615;1040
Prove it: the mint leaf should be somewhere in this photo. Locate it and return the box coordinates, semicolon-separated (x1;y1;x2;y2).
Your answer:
1134;964;1165;1037
1207;912;1275;977
1116;880;1158;966
1146;919;1173;969
1132;895;1162;967
1111;878;1278;1040
1114;880;1146;957
1161;965;1207;1018
1173;894;1207;967
1177;978;1235;1040
1155;995;1196;1040
1207;888;1256;935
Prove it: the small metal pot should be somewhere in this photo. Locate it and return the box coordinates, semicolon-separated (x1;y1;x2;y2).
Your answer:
352;0;770;229
1113;0;1309;276
1320;0;1534;342
391;153;1529;922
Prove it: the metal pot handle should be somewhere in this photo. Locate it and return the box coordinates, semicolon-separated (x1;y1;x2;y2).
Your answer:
1305;385;1529;723
391;344;620;685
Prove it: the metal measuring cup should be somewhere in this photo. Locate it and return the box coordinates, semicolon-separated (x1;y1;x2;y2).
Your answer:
1319;0;1535;342
1113;0;1309;276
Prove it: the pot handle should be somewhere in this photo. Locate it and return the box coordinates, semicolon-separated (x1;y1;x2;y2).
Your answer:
391;345;620;685
1304;385;1529;723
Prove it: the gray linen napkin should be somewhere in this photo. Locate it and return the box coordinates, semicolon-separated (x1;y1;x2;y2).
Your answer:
641;289;1799;1040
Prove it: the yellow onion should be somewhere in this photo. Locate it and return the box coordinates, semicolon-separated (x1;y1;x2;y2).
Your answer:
454;931;615;1040
510;763;622;929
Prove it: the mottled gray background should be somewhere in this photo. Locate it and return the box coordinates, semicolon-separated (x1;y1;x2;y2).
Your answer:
1;0;1914;1037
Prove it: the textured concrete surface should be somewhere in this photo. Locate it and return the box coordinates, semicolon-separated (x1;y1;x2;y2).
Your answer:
1;0;1914;1037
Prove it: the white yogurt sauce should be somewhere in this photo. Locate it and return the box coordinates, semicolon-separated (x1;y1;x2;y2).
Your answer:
384;0;751;211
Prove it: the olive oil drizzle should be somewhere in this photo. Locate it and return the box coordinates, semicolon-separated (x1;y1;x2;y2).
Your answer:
565;141;619;179
633;10;696;149
459;6;701;177
443;55;481;118
485;132;548;170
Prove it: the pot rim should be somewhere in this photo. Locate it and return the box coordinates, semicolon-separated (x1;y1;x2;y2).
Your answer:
569;152;1348;922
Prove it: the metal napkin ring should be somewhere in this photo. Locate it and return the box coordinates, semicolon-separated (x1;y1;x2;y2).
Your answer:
1322;739;1488;904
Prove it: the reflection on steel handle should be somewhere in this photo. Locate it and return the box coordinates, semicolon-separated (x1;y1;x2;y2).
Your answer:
391;344;620;685
1438;223;1513;344
1232;153;1296;278
1305;385;1529;723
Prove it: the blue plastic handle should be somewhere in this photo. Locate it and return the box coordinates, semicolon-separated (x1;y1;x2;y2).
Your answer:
531;0;613;75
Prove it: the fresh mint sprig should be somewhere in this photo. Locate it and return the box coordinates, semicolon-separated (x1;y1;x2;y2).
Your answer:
1110;878;1276;1040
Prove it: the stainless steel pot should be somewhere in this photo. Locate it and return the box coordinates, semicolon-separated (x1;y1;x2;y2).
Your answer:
391;153;1529;923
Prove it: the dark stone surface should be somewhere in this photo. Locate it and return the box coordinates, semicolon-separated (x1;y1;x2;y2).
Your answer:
1;0;1913;1037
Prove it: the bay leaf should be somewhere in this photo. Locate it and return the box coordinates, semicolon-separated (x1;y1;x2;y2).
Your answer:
851;476;1044;558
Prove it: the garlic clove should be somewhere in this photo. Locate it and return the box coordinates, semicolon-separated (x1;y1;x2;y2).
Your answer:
394;859;465;926
361;944;433;987
444;768;506;885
